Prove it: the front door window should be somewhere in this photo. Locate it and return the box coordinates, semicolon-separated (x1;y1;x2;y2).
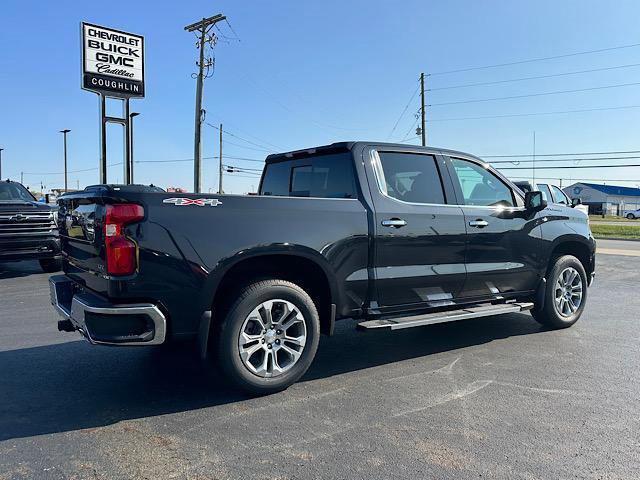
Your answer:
450;158;514;207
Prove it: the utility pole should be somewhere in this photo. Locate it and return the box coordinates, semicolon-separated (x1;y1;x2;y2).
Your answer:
185;13;226;193
21;172;23;184
420;73;426;146
218;123;223;194
60;129;71;192
0;148;3;179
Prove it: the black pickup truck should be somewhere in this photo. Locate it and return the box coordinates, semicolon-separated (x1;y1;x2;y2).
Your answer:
0;180;61;272
50;142;595;394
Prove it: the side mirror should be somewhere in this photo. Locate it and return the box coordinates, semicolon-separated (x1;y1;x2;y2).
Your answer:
571;197;582;207
525;191;547;212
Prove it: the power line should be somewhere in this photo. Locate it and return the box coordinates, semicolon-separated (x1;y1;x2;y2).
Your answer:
227;173;261;178
234;70;368;133
206;118;284;151
497;163;640;171
205;122;276;152
428;63;640;91
428;41;640;76
428;81;640;107
16;155;266;177
20;163;124;176
221;138;273;153
490;155;640;164
397;135;421;144
224;18;241;41
482;149;640;158
387;81;420;139
508;175;640;183
223;164;263;172
428;104;640;122
400;112;421;142
136;155;263;164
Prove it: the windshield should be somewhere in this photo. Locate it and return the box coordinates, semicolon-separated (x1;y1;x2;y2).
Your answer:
0;182;35;202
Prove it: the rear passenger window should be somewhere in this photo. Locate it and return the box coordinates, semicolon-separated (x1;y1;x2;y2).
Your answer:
260;153;356;198
375;152;445;204
259;162;290;196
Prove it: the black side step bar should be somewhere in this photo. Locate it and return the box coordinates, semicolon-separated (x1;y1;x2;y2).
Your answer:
357;302;534;331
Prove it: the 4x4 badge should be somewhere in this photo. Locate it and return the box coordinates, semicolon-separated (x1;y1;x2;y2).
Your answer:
163;198;222;207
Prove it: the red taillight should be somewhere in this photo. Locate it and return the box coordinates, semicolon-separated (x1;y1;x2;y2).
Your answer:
104;204;144;276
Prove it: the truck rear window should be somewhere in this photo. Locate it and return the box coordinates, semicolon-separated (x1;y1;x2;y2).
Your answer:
260;153;357;199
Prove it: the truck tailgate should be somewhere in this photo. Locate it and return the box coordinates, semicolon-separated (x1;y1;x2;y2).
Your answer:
57;195;105;275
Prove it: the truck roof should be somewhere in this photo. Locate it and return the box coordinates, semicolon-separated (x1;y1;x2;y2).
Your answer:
265;141;484;164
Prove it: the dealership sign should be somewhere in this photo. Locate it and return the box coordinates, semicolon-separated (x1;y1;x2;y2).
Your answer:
81;22;145;97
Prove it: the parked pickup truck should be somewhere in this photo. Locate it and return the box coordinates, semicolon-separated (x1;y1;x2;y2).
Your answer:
1;180;61;272
50;142;595;394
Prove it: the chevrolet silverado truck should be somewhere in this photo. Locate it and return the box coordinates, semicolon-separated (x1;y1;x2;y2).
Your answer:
0;180;61;272
50;142;595;394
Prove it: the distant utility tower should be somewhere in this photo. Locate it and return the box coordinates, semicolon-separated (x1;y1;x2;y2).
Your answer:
185;13;227;193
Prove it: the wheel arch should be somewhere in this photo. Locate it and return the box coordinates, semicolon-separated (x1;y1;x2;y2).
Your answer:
202;245;339;337
546;236;595;277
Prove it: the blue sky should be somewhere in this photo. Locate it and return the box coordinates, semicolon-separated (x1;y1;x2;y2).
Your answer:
2;0;640;193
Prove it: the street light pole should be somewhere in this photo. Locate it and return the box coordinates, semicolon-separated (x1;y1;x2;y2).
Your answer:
129;112;140;184
0;148;4;179
59;129;71;192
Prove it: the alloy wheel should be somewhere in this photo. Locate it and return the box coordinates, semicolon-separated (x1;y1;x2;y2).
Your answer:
238;299;307;378
553;267;583;317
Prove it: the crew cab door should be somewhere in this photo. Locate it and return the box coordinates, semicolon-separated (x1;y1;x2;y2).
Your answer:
365;147;467;312
444;156;541;299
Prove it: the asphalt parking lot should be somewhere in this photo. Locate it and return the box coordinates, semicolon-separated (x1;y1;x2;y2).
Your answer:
1;248;639;479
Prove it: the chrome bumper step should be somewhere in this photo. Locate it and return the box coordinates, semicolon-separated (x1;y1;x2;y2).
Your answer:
49;275;167;346
357;302;534;331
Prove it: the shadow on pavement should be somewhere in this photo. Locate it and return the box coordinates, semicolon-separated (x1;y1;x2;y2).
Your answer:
0;312;544;441
0;260;48;280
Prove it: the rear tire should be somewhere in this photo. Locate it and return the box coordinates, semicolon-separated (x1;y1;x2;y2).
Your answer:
39;258;62;273
531;255;587;329
627;213;635;220
217;279;320;395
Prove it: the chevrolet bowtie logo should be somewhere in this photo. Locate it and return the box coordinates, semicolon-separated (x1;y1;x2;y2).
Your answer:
9;214;27;222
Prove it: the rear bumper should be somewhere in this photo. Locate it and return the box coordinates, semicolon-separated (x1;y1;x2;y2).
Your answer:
49;275;166;346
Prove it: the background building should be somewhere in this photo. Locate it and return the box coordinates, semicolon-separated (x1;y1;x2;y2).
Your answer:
564;182;640;215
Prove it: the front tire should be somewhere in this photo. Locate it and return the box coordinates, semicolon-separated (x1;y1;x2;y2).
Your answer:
39;258;62;272
217;279;320;395
531;255;587;329
627;213;635;220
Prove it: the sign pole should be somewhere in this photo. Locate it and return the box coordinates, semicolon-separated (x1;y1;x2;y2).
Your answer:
99;94;108;184
124;98;132;185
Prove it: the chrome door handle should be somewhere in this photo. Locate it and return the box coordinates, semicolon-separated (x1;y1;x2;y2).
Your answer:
469;219;489;228
381;218;407;228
